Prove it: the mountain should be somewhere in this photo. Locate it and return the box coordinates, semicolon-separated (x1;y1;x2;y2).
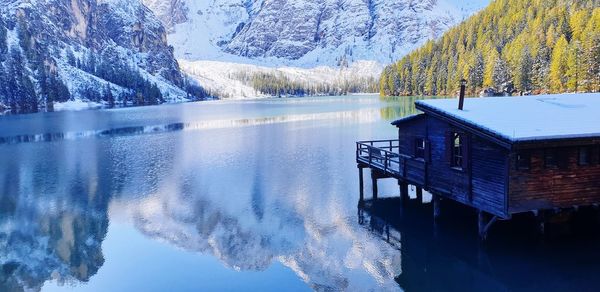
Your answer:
145;0;489;67
0;0;198;112
143;0;488;98
379;0;600;97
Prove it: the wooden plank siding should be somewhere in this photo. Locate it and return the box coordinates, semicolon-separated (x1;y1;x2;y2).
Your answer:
508;146;600;213
470;135;509;217
395;115;509;218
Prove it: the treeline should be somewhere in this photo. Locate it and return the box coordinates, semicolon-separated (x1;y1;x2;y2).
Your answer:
0;18;71;112
67;49;165;106
233;71;378;97
68;49;212;105
380;0;600;97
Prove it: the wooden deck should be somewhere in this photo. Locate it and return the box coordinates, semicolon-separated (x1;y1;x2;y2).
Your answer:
356;140;427;184
356;139;496;239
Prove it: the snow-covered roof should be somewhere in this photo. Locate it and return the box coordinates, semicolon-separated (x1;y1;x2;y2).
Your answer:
415;93;600;142
391;113;424;126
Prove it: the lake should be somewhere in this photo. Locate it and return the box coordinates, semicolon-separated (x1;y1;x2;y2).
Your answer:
1;95;600;291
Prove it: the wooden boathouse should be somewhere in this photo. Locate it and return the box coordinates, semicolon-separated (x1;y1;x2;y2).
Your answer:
357;93;600;238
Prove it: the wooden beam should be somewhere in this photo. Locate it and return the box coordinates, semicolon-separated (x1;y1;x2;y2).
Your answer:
358;167;364;203
433;195;441;220
372;171;378;200
478;211;498;241
399;182;409;204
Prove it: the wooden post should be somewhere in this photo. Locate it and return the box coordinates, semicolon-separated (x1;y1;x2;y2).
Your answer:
358;167;364;203
478;211;498;241
478;211;487;240
433;195;441;220
399;182;409;205
371;171;378;200
416;187;423;203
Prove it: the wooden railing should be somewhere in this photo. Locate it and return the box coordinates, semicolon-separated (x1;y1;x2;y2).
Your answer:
356;140;412;177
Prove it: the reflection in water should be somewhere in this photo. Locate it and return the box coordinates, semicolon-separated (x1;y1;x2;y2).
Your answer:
0;96;406;291
0;140;110;291
0;109;381;145
360;198;600;291
378;96;446;121
3;96;597;291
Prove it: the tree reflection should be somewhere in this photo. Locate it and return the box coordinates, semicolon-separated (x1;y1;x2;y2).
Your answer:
378;96;447;121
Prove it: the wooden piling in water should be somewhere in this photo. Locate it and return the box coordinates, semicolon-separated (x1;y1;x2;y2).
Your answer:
416;187;423;202
399;182;409;204
433;195;441;220
371;171;378;200
358;167;364;203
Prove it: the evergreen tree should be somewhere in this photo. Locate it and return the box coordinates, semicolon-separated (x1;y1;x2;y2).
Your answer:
0;65;7;106
516;46;533;91
105;84;115;107
20;73;38;112
66;48;77;67
0;22;7;59
532;44;551;93
6;47;24;109
584;33;600;92
468;53;484;93
550;35;569;92
492;57;511;90
566;40;584;92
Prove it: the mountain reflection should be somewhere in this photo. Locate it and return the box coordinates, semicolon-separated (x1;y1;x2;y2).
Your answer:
0;102;403;291
0;141;110;291
0;109;381;146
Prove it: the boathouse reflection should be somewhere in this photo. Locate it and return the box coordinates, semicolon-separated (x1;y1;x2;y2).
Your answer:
359;198;600;291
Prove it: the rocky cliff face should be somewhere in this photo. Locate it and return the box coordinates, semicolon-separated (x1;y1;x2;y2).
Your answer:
0;0;186;109
144;0;488;67
141;0;188;32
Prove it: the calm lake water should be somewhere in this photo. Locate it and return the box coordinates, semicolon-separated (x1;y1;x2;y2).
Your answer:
1;95;600;291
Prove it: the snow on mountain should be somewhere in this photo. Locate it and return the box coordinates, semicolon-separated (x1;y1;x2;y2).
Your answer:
141;0;490;98
0;0;187;108
144;0;490;67
180;59;383;99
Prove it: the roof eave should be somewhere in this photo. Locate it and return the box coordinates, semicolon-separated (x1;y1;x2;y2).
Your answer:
391;113;425;127
415;102;514;150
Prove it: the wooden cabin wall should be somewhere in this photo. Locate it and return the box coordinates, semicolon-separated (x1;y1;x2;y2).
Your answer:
396;117;428;186
396;116;427;155
396;115;509;217
426;118;508;218
509;146;600;213
470;135;509;217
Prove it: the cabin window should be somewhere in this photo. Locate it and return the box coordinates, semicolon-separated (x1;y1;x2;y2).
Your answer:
544;149;558;168
579;147;591;166
516;152;531;170
451;132;463;168
545;148;568;169
415;138;426;159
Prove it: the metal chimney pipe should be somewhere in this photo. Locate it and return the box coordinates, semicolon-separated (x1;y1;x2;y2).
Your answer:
458;79;467;110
